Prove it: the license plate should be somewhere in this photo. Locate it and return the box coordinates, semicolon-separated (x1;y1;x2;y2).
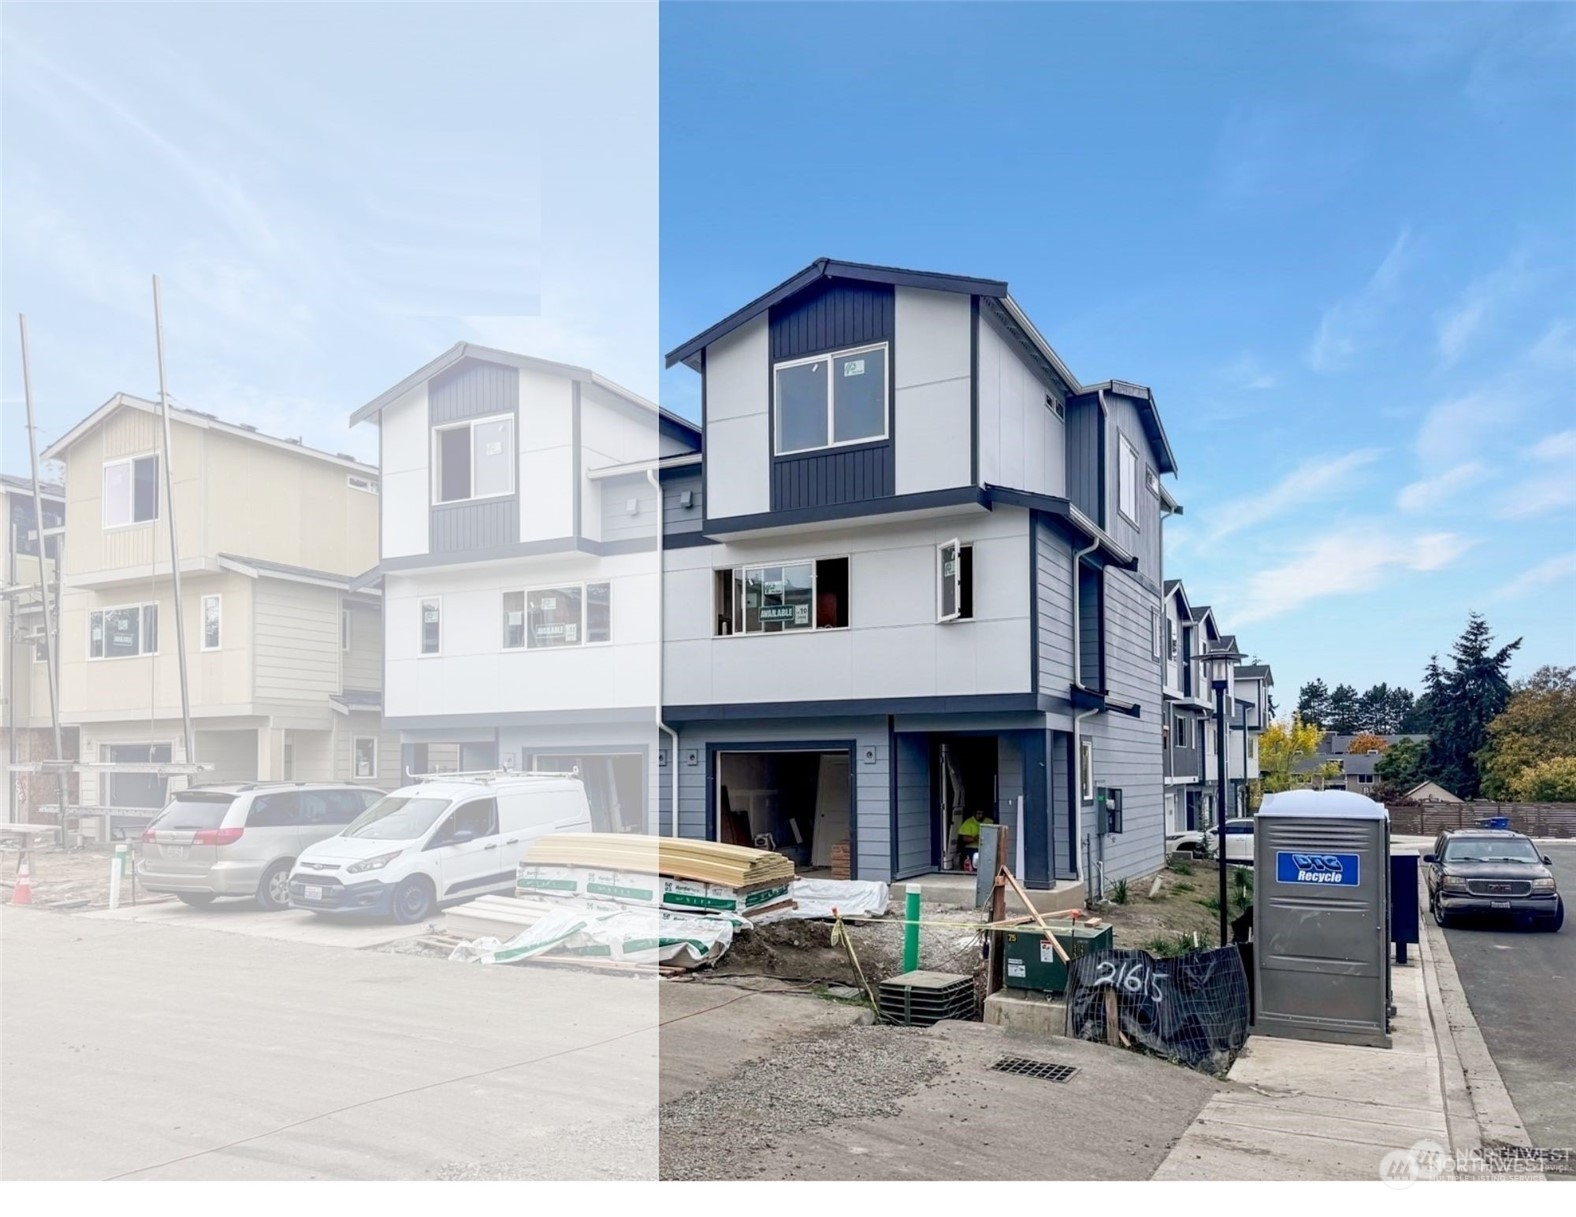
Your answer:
165;845;188;860
303;885;323;902
1490;900;1512;909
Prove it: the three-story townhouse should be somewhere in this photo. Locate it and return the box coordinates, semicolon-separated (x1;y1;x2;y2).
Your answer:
348;344;701;831
42;395;397;819
657;259;1178;893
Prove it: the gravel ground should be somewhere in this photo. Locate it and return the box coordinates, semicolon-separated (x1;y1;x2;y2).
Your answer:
658;1024;949;1181
0;845;175;911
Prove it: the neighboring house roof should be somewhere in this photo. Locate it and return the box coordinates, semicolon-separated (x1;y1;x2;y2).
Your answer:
0;472;65;499
1406;780;1462;803
42;394;377;474
330;690;383;715
662;257;1178;475
217;553;379;595
1320;732;1428;754
1236;664;1273;681
348;342;702;450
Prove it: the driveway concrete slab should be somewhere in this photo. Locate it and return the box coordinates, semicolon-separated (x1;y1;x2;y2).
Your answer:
79;899;427;949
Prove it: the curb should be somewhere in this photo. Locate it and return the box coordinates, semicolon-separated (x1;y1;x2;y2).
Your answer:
1414;881;1544;1177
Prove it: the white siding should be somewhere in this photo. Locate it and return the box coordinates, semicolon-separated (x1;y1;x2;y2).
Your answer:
976;318;1065;497
893;287;971;494
380;384;429;558
519;367;575;543
702;316;770;518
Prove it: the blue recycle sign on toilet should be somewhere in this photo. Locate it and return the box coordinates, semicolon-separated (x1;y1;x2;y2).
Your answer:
1274;850;1361;886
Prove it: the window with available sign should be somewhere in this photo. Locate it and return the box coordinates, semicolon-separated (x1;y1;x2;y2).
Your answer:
503;582;612;650
89;603;159;659
713;557;848;635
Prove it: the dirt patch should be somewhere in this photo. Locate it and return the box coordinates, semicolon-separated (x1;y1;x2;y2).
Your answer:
1092;862;1253;953
0;845;174;912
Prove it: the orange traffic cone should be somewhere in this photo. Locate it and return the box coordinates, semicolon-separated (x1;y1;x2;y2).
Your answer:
10;858;33;905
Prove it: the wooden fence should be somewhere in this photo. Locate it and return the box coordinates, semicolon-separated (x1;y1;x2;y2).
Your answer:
1385;800;1576;839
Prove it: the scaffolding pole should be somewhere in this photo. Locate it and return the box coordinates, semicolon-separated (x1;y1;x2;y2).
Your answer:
17;314;68;842
151;275;195;767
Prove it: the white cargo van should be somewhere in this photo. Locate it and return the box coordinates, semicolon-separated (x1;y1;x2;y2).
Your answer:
288;773;593;923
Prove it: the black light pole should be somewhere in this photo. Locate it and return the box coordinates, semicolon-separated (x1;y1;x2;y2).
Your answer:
1208;644;1242;947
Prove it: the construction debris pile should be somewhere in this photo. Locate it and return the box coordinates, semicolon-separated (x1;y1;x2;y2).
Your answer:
445;834;892;974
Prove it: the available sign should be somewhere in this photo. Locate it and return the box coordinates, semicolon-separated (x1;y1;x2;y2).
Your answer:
1275;850;1361;887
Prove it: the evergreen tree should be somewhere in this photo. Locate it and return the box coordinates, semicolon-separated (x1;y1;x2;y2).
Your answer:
1297;679;1331;727
1328;683;1360;734
1357;683;1392;733
1388;687;1418;735
1424;615;1522;799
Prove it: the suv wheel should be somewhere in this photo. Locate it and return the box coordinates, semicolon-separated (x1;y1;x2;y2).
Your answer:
391;875;435;925
1432;897;1452;929
1543;898;1565;933
257;860;293;911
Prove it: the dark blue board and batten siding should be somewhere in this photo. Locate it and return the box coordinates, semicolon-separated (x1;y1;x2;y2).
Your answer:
769;280;896;512
428;358;521;553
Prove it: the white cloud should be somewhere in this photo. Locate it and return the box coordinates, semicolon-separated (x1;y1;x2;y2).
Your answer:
1495;552;1576;601
1496;474;1576;521
1220;353;1278;391
1528;429;1576;462
1435;248;1536;366
1528;319;1576;369
1396;461;1487;514
1200;448;1383;544
1307;227;1414;372
1413;391;1515;466
1227;528;1472;625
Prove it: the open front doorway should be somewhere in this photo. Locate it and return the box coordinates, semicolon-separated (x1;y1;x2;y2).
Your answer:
931;736;999;871
714;748;852;873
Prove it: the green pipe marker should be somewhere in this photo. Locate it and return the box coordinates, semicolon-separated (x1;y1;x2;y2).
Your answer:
903;885;921;972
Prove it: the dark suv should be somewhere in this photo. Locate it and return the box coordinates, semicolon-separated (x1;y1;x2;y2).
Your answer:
1424;829;1563;931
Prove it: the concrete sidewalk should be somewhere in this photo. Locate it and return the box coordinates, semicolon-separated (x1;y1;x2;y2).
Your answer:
1154;869;1542;1182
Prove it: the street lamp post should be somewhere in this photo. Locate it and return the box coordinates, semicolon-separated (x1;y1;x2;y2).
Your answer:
1207;643;1244;947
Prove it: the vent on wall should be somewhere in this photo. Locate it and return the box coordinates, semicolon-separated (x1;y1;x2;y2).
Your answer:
1045;394;1065;421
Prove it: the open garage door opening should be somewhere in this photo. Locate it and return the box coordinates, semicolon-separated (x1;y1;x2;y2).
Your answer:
531;752;644;834
716;749;852;875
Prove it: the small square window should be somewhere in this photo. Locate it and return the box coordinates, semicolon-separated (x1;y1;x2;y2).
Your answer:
201;595;222;651
353;737;378;780
420;599;441;655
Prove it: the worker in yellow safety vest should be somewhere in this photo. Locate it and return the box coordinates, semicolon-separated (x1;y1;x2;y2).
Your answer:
956;812;994;872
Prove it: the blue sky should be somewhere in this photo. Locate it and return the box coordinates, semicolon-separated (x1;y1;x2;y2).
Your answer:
661;1;1576;702
1;3;1570;708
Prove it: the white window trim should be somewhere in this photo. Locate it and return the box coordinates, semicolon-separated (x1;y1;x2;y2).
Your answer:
1117;433;1140;528
341;606;351;652
353;736;379;780
1150;607;1161;660
88;601;159;660
1079;737;1095;805
101;452;161;531
200;594;222;652
936;538;969;624
773;342;891;457
715;556;851;637
430;412;516;506
502;581;614;651
418;597;442;657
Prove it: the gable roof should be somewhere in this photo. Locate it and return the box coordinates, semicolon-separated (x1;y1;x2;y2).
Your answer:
1;472;64;499
1235;663;1274;685
349;342;701;450
1163;578;1193;619
663;258;1177;474
42;394;377;474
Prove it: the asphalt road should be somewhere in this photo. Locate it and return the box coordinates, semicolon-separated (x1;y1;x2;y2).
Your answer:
1440;839;1576;1174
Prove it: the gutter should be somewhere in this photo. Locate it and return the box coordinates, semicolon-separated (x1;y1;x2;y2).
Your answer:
647;466;679;838
1069;532;1102;895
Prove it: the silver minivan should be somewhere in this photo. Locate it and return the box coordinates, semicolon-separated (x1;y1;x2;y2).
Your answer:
139;782;386;910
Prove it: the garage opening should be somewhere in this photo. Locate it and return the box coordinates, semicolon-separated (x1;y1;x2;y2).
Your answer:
716;749;851;874
531;752;644;834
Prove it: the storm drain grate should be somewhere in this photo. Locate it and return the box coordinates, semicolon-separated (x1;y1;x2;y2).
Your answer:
991;1057;1079;1083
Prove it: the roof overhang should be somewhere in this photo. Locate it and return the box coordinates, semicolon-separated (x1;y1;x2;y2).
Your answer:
217;553;375;594
1071;685;1142;717
1076;381;1179;476
984;486;1137;569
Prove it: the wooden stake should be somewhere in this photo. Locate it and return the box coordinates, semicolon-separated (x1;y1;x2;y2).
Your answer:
1000;866;1070;962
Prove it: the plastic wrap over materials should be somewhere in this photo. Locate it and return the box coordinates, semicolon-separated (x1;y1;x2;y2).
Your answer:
749;878;890;924
450;903;742;969
1066;945;1250;1076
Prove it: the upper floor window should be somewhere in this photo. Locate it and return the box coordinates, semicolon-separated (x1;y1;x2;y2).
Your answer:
347;474;379;495
103;455;159;528
201;595;222;651
1117;434;1139;526
774;343;889;456
715;557;849;635
420;598;441;655
502;582;612;649
90;603;158;659
937;541;974;623
432;414;514;504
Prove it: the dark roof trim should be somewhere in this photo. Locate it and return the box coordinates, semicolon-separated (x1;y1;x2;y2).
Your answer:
704;485;990;538
979;296;1079;401
1073;380;1179;476
666;258;1010;371
664;692;1062;723
1070;685;1142;718
985;486;1137;569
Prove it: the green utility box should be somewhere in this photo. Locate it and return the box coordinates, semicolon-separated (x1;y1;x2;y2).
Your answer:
1001;924;1114;993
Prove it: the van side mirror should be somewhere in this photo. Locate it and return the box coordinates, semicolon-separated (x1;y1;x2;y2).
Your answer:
1422;854;1435;864
451;828;475;844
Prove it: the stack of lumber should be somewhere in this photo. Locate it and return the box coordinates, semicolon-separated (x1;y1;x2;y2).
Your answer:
444;893;558;941
526;833;794;887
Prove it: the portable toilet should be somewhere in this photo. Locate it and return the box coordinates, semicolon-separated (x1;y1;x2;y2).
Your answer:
1252;790;1392;1048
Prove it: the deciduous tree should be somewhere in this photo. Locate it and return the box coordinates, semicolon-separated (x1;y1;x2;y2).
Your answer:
1376;737;1428;795
1477;665;1576;799
1260;715;1324;794
1346;732;1389;755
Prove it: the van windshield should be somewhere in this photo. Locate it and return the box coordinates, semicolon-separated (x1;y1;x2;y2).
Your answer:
342;796;451;841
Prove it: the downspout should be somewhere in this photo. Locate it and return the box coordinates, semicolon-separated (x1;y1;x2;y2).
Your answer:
1070;533;1101;898
646;466;679;838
